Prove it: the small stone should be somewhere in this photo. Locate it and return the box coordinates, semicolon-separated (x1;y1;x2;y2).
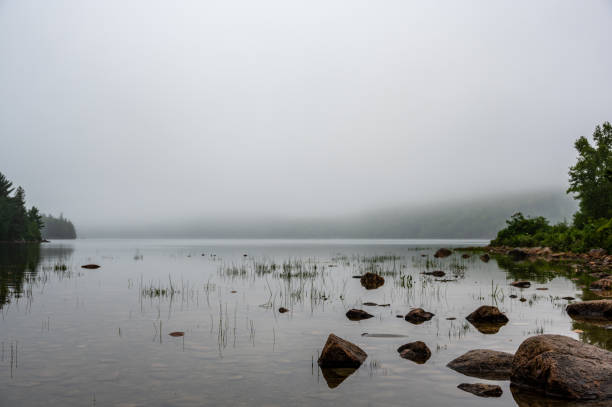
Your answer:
397;341;431;364
169;331;184;337
278;307;289;313
346;309;374;321
457;383;502;398
405;308;435;324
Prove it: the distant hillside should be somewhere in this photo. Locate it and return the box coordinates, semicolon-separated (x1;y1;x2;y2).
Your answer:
80;189;577;239
41;214;77;239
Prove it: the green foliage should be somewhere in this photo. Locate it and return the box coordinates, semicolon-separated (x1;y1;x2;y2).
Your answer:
568;121;612;225
491;122;612;253
0;172;43;242
41;213;77;239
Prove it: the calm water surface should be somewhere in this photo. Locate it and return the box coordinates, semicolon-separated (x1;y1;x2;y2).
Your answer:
0;239;609;406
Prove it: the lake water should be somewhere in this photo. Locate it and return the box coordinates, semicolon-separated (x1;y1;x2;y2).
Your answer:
0;239;609;406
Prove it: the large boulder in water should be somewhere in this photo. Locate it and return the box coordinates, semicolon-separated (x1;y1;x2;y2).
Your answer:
397;341;431;364
404;308;435;324
466;305;509;334
318;334;368;368
345;309;374;321
360;272;384;290
434;248;452;258
511;334;612;400
447;349;514;380
566;300;612;321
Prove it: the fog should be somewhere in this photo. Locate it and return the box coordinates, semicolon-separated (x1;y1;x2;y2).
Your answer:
1;0;611;234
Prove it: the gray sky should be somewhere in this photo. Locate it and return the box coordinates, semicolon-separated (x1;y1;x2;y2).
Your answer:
1;0;611;230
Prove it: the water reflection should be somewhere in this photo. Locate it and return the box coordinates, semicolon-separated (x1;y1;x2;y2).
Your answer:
0;243;74;309
320;367;358;389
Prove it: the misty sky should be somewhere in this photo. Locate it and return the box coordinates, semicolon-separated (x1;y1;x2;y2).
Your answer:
1;0;611;229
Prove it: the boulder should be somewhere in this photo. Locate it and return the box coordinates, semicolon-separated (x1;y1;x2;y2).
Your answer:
397;341;431;364
466;305;509;334
404;308;435;324
318;334;368;368
511;334;612;400
457;383;503;398
480;253;490;262
434;248;452;258
589;248;607;258
591;277;612;290
346;309;374;321
360;272;385;290
566;300;612;320
512;281;531;288
447;349;514;380
509;248;528;261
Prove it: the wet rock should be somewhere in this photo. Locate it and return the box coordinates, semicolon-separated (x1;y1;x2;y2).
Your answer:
346;309;374;321
360;272;385;290
422;270;445;277
457;383;503;397
81;264;100;269
318;334;368;368
278;307;289;313
404;308;435;324
589;248;607;258
591;277;612;290
168;331;184;337
509;294;518;299
434;248;452;258
480;253;490;262
447;349;514;380
446;317;456;320
362;302;378;306
509;248;528;261
520;297;527;302
511;281;531;288
566;300;612;320
397;341;431;364
320;367;358;389
510;334;612;400
466;306;508;333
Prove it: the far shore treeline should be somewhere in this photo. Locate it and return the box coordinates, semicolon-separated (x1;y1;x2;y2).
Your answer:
0;172;76;242
491;122;612;253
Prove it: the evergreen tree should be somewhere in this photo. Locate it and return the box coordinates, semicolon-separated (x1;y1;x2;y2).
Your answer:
0;172;45;242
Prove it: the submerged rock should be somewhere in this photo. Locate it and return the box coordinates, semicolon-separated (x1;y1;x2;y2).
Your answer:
511;281;531;288
397;341;431;364
457;383;503;398
422;270;445;277
346;309;374;321
360;272;385;290
318;334;368;368
81;264;100;269
480;253;490;262
404;308;435;324
510;334;612;400
168;331;184;337
447;349;514;380
434;248;452;258
566;300;612;320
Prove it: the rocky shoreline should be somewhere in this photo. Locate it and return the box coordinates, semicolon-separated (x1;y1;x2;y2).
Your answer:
476;246;612;273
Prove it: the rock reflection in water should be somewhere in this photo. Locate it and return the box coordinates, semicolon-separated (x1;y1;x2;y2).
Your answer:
320;367;358;389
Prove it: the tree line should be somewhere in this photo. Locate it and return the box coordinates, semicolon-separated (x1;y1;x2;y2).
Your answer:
492;122;612;252
41;213;77;239
0;172;43;242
